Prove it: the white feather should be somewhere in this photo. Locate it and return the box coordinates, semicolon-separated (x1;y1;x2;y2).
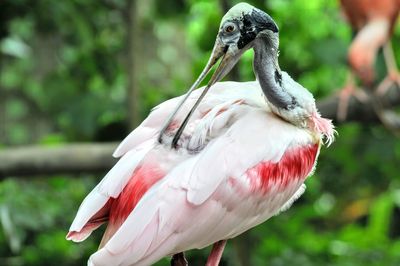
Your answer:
278;184;306;214
68;141;153;237
68;184;108;233
99;140;154;197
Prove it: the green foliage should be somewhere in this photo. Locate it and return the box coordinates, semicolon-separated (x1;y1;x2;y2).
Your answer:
1;0;400;265
0;176;100;265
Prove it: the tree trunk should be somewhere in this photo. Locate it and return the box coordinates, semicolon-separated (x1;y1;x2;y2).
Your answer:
126;0;140;129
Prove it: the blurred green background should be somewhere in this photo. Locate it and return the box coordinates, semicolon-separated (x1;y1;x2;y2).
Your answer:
1;0;400;265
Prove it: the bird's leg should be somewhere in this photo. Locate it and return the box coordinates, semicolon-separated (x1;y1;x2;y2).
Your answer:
337;19;390;121
372;41;400;135
336;72;368;121
205;240;227;266
171;252;188;266
376;41;400;96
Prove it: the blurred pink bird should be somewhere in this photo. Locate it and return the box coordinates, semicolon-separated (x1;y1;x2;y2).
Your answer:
337;0;400;121
67;3;335;266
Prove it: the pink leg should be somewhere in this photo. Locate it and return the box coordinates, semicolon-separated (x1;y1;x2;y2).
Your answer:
338;19;390;121
337;72;368;121
376;41;400;96
205;240;227;266
374;41;400;133
171;252;188;266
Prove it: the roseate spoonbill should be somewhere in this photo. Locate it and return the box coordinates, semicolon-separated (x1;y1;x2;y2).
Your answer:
67;3;335;265
337;0;400;121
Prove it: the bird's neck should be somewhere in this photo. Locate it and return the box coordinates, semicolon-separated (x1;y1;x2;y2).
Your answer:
253;36;335;144
253;36;297;113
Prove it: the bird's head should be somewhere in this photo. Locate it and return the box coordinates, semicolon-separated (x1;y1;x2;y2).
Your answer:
218;3;279;51
203;3;279;83
186;3;279;91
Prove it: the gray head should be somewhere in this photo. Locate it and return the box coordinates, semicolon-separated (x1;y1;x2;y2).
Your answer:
187;3;280;90
219;3;279;51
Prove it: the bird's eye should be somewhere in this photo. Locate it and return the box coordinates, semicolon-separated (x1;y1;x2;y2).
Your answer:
224;23;236;33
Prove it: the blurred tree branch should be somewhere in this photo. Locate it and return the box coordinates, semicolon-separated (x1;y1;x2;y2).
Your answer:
0;143;118;179
1;84;399;178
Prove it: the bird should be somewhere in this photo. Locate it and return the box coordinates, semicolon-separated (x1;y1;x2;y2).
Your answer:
337;0;400;122
66;3;335;266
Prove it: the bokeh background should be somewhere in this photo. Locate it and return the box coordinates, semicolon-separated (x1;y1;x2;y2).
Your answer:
1;0;400;265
